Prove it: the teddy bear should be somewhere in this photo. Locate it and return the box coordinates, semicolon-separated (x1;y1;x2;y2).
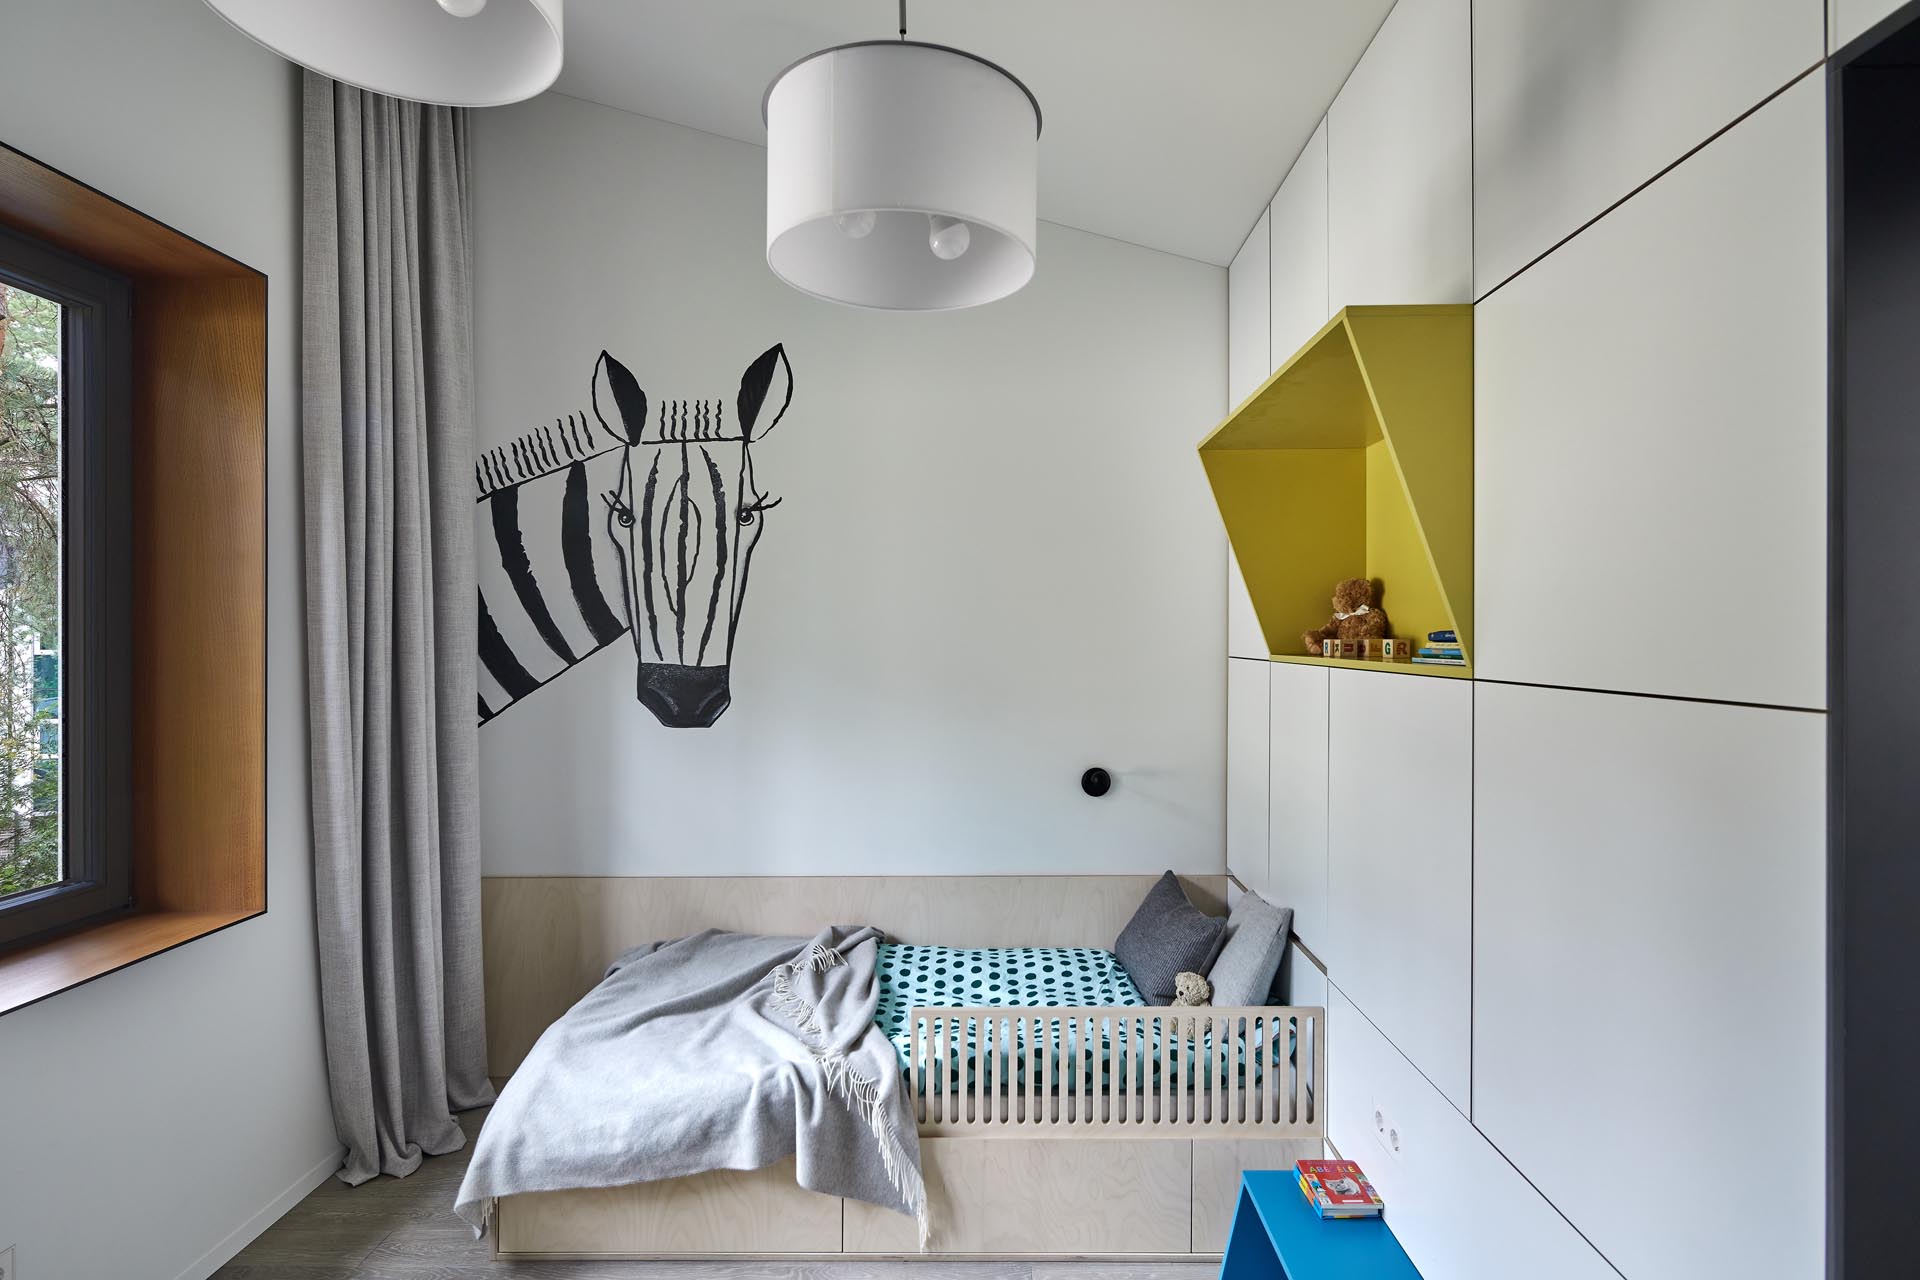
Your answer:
1172;972;1211;1007
1301;577;1389;656
1172;971;1211;1035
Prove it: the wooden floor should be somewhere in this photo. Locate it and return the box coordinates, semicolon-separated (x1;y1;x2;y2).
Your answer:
215;1109;1221;1280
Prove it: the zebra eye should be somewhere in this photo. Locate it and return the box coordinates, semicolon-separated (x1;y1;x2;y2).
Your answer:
602;492;636;528
739;493;783;526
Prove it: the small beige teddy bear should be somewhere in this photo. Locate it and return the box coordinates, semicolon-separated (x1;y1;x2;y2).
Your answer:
1172;971;1212;1038
1172;972;1212;1006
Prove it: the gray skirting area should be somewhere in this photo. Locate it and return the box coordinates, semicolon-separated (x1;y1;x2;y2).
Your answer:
215;1109;1217;1280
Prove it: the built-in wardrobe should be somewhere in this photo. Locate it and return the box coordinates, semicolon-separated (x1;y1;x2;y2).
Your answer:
1219;2;1833;1277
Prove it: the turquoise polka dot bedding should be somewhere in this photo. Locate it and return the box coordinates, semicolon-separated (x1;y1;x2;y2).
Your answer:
873;943;1290;1086
874;943;1144;1048
874;943;1140;1083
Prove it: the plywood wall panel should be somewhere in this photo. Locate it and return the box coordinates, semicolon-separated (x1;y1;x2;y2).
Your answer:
482;873;1229;1075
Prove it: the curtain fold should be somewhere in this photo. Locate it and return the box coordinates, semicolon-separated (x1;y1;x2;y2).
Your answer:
302;71;494;1186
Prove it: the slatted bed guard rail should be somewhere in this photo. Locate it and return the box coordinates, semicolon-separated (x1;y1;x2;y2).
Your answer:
906;1004;1325;1138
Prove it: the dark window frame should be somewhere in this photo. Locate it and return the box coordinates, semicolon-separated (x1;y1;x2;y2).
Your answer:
0;222;133;949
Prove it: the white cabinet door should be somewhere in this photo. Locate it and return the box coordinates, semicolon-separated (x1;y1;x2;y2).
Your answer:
1473;683;1824;1280
1475;75;1826;709
1835;0;1909;48
1474;0;1819;295
1327;0;1472;308
1327;988;1618;1280
1325;669;1471;1110
1226;212;1272;660
1225;658;1271;892
1268;118;1330;361
1278;939;1326;1009
1265;661;1329;945
1228;209;1272;404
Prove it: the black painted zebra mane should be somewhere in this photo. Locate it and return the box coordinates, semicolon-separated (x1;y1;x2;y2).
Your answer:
648;399;732;442
475;412;614;500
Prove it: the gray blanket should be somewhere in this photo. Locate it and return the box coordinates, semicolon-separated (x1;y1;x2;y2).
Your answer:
453;925;927;1242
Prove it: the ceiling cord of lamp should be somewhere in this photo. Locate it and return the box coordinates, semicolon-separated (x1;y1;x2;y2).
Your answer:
201;0;563;108
762;0;1041;310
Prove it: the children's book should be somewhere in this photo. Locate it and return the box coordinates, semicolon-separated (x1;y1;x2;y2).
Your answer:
1295;1159;1385;1218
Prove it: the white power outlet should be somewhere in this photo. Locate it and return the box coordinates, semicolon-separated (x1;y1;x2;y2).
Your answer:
1370;1097;1405;1164
1;1243;15;1280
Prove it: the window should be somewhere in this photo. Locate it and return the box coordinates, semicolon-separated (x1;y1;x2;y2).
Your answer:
0;224;131;949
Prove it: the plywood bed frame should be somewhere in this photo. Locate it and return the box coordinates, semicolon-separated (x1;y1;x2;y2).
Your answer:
482;874;1326;1260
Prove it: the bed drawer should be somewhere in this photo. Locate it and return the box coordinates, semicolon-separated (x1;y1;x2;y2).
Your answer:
495;1158;843;1257
843;1137;1191;1256
1191;1138;1325;1252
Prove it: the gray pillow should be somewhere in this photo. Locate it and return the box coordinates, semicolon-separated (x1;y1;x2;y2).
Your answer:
1114;871;1227;1005
1206;891;1294;1006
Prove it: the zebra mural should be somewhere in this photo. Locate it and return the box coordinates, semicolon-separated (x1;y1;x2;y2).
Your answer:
476;344;794;728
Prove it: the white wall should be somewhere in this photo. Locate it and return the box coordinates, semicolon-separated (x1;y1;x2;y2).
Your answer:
0;2;339;1278
472;93;1227;877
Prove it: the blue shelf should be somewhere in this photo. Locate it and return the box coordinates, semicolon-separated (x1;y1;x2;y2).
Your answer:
1220;1170;1422;1280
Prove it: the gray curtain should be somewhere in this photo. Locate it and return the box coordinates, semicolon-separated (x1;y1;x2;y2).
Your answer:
301;72;494;1186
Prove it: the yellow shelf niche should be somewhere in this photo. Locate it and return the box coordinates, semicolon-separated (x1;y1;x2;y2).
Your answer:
1199;304;1473;674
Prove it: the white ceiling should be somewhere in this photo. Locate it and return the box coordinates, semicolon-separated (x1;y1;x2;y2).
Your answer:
552;1;1395;266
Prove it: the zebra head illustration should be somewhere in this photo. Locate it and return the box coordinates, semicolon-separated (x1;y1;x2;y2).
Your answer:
474;344;794;729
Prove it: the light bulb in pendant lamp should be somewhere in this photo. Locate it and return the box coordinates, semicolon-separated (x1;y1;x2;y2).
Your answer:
764;41;1040;310
200;0;562;107
836;210;878;239
927;215;971;261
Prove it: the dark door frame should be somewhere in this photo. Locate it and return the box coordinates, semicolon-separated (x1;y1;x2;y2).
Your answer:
1828;5;1920;1276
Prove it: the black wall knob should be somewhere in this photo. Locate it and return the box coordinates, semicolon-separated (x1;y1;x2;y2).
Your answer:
1081;767;1112;797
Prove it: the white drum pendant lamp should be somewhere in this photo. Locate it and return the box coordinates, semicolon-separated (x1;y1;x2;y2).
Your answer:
763;6;1041;310
201;0;563;108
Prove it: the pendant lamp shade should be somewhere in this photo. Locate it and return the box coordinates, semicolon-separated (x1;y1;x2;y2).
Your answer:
764;42;1041;311
201;0;563;108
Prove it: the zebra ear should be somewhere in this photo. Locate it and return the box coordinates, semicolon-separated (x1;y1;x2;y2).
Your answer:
591;350;647;444
736;344;793;441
